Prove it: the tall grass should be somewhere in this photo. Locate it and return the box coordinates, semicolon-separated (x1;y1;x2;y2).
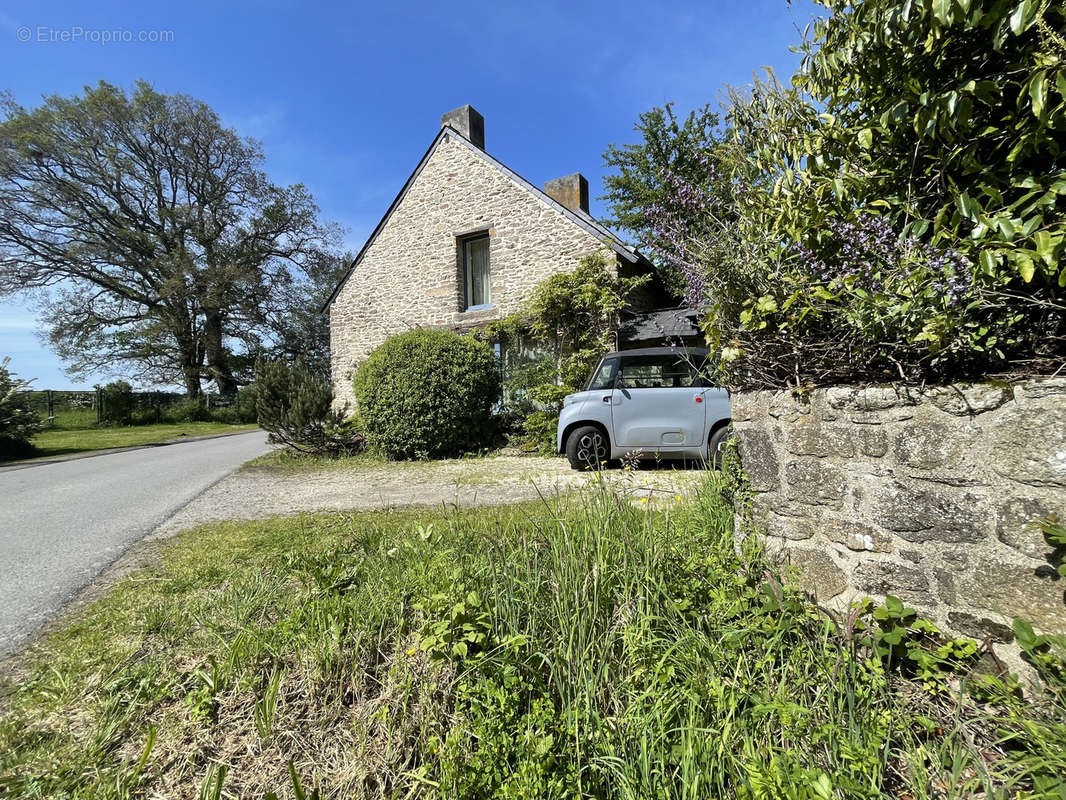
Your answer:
0;472;1063;798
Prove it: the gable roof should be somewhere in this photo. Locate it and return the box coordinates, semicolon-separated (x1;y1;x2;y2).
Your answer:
323;126;644;310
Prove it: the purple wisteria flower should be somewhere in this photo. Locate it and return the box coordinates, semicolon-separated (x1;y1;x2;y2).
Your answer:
791;213;973;307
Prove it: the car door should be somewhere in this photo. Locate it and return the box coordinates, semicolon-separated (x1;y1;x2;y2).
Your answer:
610;353;706;450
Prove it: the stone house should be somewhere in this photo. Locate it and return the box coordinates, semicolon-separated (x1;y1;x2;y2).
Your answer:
324;104;674;410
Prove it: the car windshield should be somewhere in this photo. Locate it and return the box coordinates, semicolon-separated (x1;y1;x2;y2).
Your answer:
587;357;618;390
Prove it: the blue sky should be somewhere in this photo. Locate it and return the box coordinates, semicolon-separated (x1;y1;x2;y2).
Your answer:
0;0;818;389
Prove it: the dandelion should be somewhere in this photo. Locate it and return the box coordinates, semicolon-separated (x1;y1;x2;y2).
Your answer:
675;494;682;502
640;497;649;504
406;648;416;656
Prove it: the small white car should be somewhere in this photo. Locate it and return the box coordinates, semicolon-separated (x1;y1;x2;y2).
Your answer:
556;346;731;470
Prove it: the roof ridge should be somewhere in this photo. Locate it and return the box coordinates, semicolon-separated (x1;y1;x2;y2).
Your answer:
322;127;643;310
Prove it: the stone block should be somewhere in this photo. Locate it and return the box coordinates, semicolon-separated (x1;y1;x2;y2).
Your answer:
730;392;768;423
857;427;888;458
766;514;816;541
959;563;1066;634
893;422;968;469
784;459;847;506
871;482;986;543
1018;378;1066;399
989;398;1066;488
789;548;848;601
995;496;1060;560
824;519;893;552
854;559;931;603
947;611;1014;643
926;383;1012;416
784;417;856;458
736;428;780;492
935;569;957;603
768;391;811;422
827;386;919;412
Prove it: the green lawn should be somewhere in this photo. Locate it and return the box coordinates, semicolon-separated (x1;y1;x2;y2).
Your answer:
4;422;259;463
1;474;1063;799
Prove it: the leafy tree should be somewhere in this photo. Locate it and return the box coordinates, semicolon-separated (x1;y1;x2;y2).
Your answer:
602;104;726;299
0;81;341;397
0;358;40;458
266;250;352;381
254;358;363;456
353;329;500;460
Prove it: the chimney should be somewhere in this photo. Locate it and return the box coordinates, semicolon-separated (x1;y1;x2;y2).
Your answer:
544;173;589;214
441;104;485;150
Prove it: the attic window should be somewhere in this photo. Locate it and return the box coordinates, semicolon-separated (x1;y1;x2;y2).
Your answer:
461;233;491;310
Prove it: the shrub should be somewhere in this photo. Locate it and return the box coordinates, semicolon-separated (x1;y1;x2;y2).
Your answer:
611;0;1066;387
0;359;39;458
255;358;363;456
233;384;257;423
353;329;501;459
166;398;212;423
98;380;134;425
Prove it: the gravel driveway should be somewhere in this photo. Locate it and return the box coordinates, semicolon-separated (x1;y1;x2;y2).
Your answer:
156;454;705;535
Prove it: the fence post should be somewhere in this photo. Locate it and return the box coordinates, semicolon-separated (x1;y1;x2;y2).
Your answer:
95;387;103;424
47;390;54;427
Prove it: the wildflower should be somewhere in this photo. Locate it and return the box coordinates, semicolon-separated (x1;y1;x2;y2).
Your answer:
406;648;416;656
675;494;682;502
640;497;649;504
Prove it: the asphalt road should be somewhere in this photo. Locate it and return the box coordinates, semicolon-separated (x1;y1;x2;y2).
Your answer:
0;430;271;657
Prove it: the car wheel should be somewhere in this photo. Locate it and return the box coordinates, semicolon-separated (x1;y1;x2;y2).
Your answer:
708;425;732;470
566;425;609;470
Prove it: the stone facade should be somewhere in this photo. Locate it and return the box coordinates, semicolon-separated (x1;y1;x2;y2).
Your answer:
328;129;638;410
733;380;1066;642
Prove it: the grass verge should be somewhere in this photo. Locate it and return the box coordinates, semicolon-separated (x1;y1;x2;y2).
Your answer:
4;422;259;463
1;472;1063;798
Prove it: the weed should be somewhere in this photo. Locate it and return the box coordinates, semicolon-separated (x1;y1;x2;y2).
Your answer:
1;477;1064;798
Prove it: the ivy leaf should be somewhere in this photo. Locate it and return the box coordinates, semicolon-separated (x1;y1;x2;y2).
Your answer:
1016;253;1036;283
756;295;778;313
1012;618;1036;650
1029;70;1048;117
956;191;980;221
1033;231;1055;265
1009;0;1038;34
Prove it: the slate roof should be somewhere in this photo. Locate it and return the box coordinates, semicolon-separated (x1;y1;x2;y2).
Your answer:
323;126;647;310
617;307;701;343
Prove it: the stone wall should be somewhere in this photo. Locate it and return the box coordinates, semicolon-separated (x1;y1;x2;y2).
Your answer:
733;380;1066;642
328;131;614;410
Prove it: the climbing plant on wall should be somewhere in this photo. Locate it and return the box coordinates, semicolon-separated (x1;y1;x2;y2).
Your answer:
478;251;649;452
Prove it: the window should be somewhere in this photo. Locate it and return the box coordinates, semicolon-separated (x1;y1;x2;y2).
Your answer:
587;357;619;390
617;353;703;389
461;234;491;310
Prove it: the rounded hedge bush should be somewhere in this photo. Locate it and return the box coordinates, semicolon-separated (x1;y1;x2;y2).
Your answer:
353;328;501;460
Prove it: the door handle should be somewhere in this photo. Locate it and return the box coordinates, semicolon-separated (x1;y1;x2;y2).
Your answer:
602;395;612;405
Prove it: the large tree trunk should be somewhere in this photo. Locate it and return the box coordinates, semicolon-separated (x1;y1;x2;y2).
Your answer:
203;308;238;396
182;366;202;399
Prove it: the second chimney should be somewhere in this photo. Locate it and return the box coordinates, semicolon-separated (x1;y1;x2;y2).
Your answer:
441;105;485;150
544;173;589;215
